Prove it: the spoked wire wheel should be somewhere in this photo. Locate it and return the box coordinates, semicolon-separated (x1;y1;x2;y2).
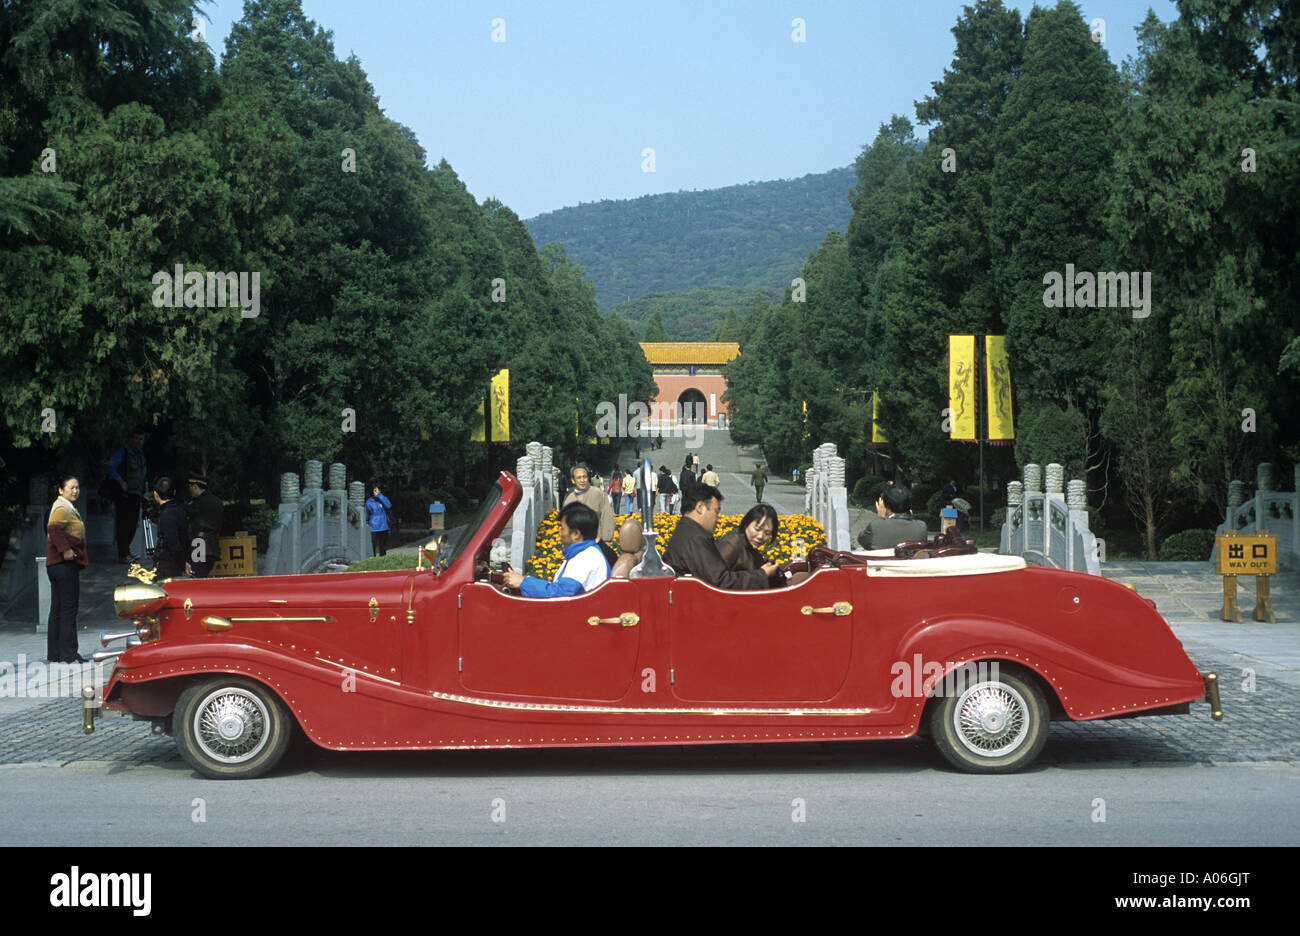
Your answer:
929;667;1048;773
175;677;292;779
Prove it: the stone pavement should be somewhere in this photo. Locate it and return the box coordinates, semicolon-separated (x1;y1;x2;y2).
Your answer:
615;427;878;532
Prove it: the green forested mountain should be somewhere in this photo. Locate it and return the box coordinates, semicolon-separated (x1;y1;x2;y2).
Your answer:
524;168;855;314
615;285;782;342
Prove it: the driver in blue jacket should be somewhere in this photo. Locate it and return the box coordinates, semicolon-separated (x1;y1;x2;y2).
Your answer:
503;502;610;597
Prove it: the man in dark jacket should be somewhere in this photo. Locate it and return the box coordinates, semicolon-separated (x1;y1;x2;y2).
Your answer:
185;475;224;577
151;477;189;580
661;484;775;590
857;483;928;550
679;461;696;502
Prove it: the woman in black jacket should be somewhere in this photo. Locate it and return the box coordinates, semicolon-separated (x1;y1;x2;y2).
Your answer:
715;503;781;587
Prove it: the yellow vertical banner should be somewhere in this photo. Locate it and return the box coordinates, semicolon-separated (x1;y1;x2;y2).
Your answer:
948;335;977;441
985;335;1014;441
871;391;887;444
490;369;510;442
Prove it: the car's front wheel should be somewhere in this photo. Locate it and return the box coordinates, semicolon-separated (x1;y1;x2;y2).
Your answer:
175;677;292;779
929;667;1048;773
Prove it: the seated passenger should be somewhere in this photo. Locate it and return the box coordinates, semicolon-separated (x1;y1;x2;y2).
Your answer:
857;483;927;550
661;484;776;590
715;503;779;588
503;502;610;597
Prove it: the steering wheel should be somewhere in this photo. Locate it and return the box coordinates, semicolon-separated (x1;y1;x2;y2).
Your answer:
484;569;519;595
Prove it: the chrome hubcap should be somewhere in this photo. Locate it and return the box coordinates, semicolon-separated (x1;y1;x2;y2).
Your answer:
953;681;1028;758
194;688;270;764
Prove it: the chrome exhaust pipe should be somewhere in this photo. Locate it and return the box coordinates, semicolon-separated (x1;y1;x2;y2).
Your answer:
100;629;138;647
92;649;125;664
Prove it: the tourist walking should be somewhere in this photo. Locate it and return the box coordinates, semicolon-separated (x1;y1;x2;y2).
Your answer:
657;466;677;514
45;475;89;664
563;464;615;542
679;460;696;502
622;466;637;515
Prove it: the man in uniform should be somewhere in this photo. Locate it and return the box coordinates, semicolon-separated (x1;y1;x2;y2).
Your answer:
185;475;224;577
750;462;767;503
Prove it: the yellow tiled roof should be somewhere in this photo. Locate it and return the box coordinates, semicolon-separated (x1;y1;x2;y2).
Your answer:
640;342;740;365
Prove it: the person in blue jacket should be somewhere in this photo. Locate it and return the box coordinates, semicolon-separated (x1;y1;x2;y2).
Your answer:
365;483;393;556
503;502;610;597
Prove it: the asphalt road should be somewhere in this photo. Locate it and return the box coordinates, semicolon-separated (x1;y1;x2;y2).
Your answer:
2;743;1296;846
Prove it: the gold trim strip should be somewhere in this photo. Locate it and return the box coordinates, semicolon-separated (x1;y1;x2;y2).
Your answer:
429;691;872;716
227;616;337;622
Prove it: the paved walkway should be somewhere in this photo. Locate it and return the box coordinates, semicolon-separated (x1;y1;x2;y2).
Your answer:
616;427;877;532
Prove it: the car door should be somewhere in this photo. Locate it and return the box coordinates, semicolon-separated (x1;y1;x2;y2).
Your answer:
668;570;855;703
458;579;642;701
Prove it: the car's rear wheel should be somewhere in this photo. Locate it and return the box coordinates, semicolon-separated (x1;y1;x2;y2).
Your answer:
175;677;292;779
929;667;1048;773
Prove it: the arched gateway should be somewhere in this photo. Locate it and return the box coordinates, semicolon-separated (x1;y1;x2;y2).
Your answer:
640;342;740;425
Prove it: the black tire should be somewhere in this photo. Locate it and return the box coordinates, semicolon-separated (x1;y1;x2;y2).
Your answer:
928;666;1048;773
174;677;292;779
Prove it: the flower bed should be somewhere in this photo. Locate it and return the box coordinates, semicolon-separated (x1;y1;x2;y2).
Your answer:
525;510;826;579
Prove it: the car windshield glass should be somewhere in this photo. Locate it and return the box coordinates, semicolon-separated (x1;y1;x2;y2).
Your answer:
437;482;503;570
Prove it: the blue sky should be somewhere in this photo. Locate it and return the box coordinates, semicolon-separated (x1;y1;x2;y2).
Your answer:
196;1;1178;219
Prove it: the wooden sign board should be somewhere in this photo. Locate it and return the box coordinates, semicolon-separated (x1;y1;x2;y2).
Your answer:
1215;531;1278;576
212;533;257;577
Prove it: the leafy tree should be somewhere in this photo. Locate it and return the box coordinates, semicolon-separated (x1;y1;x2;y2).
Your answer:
991;0;1121;484
1107;5;1295;517
642;310;669;342
712;308;741;343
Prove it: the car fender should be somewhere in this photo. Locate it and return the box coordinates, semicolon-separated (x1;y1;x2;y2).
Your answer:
888;612;1205;724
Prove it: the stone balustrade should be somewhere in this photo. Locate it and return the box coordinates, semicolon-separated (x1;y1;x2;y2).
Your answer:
1001;462;1102;574
263;460;368;574
804;442;852;551
1212;463;1298;570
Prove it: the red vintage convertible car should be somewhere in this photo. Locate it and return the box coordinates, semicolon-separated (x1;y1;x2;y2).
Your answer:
84;472;1221;779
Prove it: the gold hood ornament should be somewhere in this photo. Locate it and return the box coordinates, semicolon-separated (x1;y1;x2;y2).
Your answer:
127;563;158;583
